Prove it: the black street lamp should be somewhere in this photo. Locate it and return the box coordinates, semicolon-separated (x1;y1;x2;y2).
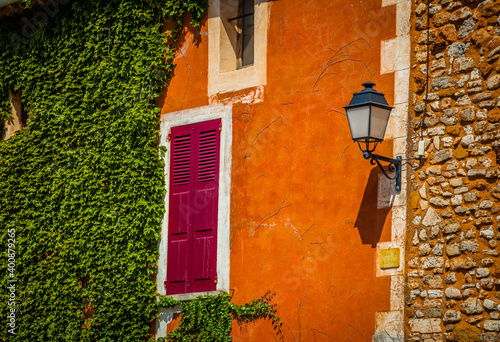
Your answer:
344;82;401;191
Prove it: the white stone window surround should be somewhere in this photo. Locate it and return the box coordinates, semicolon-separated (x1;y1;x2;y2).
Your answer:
208;0;268;95
156;104;232;337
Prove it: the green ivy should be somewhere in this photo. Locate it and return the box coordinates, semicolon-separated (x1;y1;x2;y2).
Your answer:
154;292;283;342
0;0;206;340
1;0;283;341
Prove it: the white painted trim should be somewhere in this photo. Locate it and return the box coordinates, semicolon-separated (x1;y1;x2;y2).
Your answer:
165;290;227;302
156;104;232;338
156;306;182;338
374;311;404;341
207;0;268;95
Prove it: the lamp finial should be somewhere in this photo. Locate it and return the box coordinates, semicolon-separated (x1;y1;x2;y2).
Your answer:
362;81;376;89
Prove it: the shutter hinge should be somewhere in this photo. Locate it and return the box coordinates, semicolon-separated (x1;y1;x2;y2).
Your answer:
215;273;218;284
167;133;171;141
219;123;222;131
164;280;167;289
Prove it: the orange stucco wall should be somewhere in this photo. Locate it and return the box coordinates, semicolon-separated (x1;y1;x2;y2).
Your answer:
160;0;399;340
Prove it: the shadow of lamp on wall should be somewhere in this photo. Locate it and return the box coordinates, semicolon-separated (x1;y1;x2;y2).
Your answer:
344;82;401;191
354;167;391;247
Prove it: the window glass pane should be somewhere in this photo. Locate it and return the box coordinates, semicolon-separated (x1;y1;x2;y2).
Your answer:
241;0;254;66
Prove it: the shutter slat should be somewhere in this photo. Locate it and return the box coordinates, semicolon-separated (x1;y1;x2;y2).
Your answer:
172;132;193;186
197;128;218;183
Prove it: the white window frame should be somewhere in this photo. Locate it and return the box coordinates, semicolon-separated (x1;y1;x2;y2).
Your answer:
156;104;232;337
208;0;268;95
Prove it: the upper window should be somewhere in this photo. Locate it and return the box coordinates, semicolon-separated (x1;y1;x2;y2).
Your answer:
225;0;254;70
208;0;268;95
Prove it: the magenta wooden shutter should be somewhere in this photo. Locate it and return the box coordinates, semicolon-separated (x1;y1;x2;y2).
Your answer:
166;123;195;295
192;119;220;292
166;119;220;294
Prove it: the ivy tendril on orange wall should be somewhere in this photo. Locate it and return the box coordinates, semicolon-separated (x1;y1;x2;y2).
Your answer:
154;291;283;342
0;0;282;341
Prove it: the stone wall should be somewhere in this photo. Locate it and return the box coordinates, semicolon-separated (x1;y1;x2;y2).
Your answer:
406;0;500;341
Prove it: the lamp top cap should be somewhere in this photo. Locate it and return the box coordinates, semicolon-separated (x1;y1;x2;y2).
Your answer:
343;81;393;109
358;81;381;94
362;81;376;89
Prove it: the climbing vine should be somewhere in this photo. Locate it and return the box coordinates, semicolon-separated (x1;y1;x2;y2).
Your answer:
0;0;282;341
0;0;206;340
155;292;283;342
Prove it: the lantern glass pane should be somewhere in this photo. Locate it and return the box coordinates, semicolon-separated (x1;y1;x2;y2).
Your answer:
370;106;391;141
346;106;370;141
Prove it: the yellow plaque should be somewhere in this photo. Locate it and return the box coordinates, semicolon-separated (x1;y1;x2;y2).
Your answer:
380;248;400;269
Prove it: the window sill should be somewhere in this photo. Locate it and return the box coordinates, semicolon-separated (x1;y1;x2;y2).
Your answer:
164;290;227;302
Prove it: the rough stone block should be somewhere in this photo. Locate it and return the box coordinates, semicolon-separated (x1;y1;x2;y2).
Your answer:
477;268;490;278
441;24;458;42
450;6;472;21
431;76;455;91
450;256;477;270
461;298;483;315
463;191;478;202
487;75;500;90
479;100;497;109
430;149;453;164
487;110;500;123
422;207;443;226
453;56;476;73
492;184;500;199
454;186;469;195
484;320;500;332
447;42;467;56
468;169;486;177
482;278;495;290
445;287;462;300
448;178;462;188
473;92;493;103
421;256;445;270
458;18;477;39
472;28;492;45
430;197;450;207
461;240;479;253
479;200;493;209
460;107;475;121
443;310;461;323
484;299;498;311
444;223;460;234
408;318;442;333
428;290;443;299
480;226;495;239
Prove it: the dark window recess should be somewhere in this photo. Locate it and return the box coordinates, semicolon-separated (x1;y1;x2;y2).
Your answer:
229;0;254;68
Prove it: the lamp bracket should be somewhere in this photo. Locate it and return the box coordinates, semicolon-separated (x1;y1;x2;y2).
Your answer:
362;152;402;192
